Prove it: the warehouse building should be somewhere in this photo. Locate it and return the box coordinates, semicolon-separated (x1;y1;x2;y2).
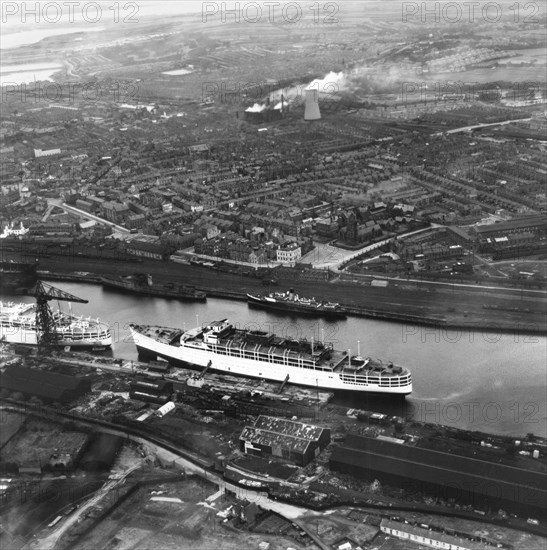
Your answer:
0;365;91;404
129;376;173;404
380;519;504;550
239;416;330;466
330;434;547;516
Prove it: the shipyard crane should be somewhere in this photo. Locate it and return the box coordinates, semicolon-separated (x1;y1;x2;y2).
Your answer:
27;281;88;354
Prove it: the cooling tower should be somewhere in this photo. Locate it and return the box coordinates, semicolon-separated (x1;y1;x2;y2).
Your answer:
304;88;321;121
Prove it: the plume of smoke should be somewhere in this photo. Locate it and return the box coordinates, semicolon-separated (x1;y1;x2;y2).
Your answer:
306;71;346;93
245;103;267;113
246;64;414;112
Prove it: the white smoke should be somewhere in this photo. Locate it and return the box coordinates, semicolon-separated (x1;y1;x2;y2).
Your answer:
273;98;289;111
245;64;414;113
245;103;266;113
306;71;346;93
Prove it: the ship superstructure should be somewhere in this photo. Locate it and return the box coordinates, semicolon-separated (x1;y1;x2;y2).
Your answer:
0;301;112;348
247;289;347;319
130;319;412;395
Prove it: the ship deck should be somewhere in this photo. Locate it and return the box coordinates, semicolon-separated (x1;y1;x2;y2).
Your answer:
132;324;409;377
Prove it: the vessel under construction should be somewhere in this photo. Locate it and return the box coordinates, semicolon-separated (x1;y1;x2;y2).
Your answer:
0;302;112;349
130;319;412;395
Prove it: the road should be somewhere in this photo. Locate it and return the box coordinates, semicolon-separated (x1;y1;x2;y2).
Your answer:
433;117;532;136
47;199;130;238
300;226;439;270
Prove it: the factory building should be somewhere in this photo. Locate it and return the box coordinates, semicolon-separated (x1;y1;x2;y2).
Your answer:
0;365;91;403
239;416;330;466
129;376;173;404
330;434;547;516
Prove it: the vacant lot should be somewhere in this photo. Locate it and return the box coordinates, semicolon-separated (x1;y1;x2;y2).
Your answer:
0;418;89;467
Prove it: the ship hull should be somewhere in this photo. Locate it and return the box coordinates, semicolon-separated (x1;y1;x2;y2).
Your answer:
130;327;412;395
101;278;206;302
247;294;347;319
0;325;112;348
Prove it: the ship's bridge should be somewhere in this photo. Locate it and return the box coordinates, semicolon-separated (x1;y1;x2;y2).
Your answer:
203;319;233;344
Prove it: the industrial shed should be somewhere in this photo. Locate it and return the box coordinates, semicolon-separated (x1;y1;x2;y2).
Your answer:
239;416;330;466
129;376;173;404
0;365;91;404
330;434;547;516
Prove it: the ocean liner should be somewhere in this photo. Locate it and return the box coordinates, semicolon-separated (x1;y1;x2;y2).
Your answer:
0;302;112;348
247;289;347;319
130;319;412;395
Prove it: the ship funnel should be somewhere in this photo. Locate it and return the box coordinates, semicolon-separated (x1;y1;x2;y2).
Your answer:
304;88;321;121
147;274;153;287
289;288;295;301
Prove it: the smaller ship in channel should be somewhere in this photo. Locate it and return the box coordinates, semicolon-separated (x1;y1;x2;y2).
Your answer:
0;302;112;349
130;319;412;395
247;288;347;319
101;273;206;302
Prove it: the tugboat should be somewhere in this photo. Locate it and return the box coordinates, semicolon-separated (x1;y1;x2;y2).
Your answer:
247;288;347;319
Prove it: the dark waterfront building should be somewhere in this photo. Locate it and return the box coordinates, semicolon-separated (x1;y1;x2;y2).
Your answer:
239;415;331;466
0;365;92;403
330;434;547;516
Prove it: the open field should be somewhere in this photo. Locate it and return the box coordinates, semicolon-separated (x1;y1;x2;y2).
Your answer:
0;418;89;468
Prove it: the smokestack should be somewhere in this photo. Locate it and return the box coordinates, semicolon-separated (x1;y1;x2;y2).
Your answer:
304;88;321;121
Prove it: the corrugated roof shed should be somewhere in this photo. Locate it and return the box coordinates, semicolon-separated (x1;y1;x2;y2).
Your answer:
240;416;328;454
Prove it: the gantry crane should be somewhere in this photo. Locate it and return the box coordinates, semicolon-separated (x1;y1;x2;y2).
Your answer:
27;281;88;354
